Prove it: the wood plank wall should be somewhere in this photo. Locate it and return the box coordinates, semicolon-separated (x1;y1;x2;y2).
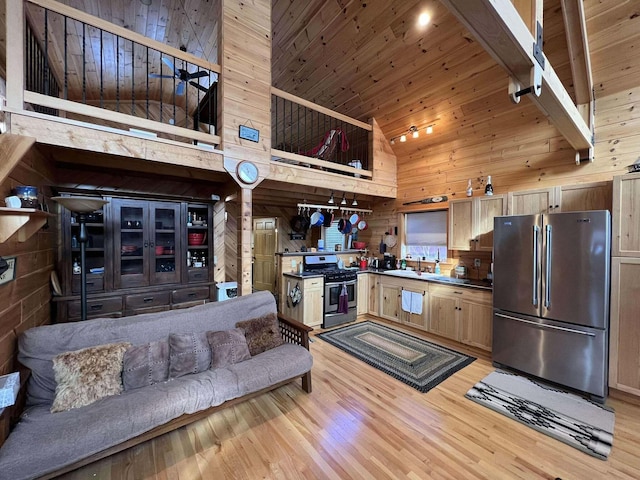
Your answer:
0;151;57;375
366;0;640;272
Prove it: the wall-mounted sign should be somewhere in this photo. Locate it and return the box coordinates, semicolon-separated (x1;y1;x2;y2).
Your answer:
0;257;17;286
239;125;260;142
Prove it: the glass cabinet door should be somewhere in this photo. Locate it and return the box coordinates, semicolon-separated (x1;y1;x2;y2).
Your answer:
150;202;181;285
70;204;106;294
114;200;147;289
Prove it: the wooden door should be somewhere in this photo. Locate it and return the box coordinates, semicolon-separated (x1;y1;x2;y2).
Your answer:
612;174;640;257
253;217;277;292
150;202;182;285
302;277;324;327
428;293;459;340
559;181;612;212
507;188;556;215
113;198;148;289
474;195;506;251
401;290;429;331
460;300;493;351
357;273;369;315
448;198;473;250
379;281;401;322
609;257;640;395
368;274;379;315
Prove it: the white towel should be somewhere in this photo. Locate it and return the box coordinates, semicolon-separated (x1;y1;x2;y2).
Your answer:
401;290;412;313
411;292;423;315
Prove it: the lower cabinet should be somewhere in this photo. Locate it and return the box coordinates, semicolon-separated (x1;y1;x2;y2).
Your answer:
609;257;640;395
281;275;323;327
429;283;492;350
357;273;369;315
378;277;429;331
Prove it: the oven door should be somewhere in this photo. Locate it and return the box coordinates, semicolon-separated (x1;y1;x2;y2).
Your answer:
324;279;357;314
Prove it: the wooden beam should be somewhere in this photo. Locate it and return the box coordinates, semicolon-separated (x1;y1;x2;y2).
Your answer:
440;0;593;151
6;0;25;110
0;133;36;185
238;187;252;296
560;0;594;106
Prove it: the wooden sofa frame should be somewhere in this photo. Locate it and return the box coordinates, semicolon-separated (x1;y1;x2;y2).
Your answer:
0;314;313;479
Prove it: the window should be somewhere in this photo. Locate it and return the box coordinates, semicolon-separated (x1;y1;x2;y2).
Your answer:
323;221;344;251
405;210;447;261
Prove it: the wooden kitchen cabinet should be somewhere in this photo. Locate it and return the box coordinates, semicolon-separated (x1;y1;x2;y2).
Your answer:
282;275;323;327
428;283;492;350
368;274;379;315
448;195;506;251
508;181;611;215
379;279;402;323
613;173;640;257
609;257;640;395
357;273;369;315
398;279;429;331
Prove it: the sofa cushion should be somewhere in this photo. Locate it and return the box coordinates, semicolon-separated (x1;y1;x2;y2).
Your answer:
122;340;170;390
51;342;131;413
207;328;251;368
236;312;284;356
168;332;211;378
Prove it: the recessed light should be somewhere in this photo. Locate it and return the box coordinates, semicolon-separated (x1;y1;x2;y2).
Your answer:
418;12;431;27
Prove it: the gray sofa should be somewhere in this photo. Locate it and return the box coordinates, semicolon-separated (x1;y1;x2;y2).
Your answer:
0;290;313;480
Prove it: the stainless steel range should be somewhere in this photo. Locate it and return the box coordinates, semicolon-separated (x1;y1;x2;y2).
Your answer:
303;255;357;328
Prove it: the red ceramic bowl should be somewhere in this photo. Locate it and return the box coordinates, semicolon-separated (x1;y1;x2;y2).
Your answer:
353;241;366;249
155;246;165;255
188;233;206;245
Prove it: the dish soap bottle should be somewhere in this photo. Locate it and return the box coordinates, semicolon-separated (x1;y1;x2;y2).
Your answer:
466;179;473;197
485;175;494;196
401;258;407;270
434;250;441;274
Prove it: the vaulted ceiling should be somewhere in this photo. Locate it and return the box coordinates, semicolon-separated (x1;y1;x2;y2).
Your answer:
2;1;637;204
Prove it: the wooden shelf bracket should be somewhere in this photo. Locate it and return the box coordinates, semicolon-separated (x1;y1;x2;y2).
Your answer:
0;208;53;243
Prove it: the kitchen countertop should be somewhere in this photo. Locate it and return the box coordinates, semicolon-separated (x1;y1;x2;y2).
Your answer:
276;250;364;256
283;267;492;291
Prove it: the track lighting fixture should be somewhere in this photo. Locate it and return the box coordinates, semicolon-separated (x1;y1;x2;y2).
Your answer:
340;193;347;205
352;195;358;206
328;191;335;204
390;123;436;145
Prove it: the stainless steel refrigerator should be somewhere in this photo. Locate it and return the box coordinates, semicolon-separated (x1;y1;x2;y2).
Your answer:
492;211;611;400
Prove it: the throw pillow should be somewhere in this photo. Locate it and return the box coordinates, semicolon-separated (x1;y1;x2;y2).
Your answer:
236;312;284;356
51;342;131;413
122;340;170;390
168;332;211;378
206;328;251;368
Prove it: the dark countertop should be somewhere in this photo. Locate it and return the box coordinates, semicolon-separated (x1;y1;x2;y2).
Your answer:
283;267;492;291
276;250;364;256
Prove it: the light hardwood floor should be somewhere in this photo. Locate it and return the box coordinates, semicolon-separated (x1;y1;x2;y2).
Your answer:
61;319;640;479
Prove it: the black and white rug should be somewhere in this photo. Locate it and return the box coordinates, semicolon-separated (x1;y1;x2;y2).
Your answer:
465;370;615;460
317;321;475;393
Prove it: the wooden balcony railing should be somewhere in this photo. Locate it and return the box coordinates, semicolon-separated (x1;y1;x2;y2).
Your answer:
6;0;221;148
271;87;373;179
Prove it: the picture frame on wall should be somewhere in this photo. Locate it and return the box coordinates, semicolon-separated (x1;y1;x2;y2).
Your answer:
0;256;17;286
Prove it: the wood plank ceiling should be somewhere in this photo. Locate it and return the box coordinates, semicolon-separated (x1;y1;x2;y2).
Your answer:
3;0;637;206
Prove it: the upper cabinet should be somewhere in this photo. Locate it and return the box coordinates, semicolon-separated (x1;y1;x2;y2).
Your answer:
613;173;640;257
508;182;612;215
448;195;506;251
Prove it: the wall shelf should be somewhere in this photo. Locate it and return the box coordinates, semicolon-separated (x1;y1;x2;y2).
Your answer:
0;208;54;243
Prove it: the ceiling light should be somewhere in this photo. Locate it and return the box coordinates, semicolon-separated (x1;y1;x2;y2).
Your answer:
410;125;419;138
328;191;335;204
390;138;395;145
418;13;431;27
352;195;358;206
340;193;347;205
400;134;407;142
426;125;433;134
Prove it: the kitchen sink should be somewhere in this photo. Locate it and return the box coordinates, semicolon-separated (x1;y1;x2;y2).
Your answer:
383;269;470;284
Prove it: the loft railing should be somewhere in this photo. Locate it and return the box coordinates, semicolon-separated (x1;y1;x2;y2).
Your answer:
271;88;373;179
25;22;60;116
6;0;221;147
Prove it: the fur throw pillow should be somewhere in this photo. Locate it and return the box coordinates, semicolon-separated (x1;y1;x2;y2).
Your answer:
122;340;170;390
207;328;251;368
236;313;284;356
51;342;131;413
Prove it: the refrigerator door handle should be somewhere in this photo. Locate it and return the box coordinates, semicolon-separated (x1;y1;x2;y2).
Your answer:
532;225;539;306
495;313;596;337
545;224;552;308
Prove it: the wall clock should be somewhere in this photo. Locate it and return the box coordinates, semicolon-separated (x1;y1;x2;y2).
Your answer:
236;161;259;184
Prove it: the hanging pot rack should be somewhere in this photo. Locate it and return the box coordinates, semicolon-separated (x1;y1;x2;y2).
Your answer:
296;202;372;214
